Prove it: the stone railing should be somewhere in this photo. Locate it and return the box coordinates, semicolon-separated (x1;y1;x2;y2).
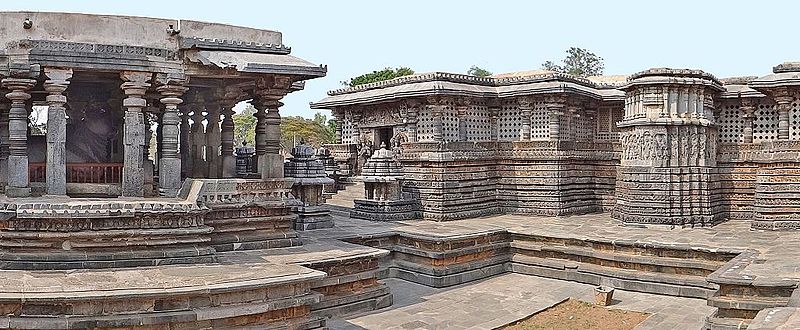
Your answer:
29;163;123;184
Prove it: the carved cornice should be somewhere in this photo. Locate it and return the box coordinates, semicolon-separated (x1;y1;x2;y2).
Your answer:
179;37;291;55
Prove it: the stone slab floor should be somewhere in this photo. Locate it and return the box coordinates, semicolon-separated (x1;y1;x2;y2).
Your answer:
328;273;713;330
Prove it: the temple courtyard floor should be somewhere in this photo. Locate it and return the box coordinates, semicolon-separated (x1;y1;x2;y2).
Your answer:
327;273;713;329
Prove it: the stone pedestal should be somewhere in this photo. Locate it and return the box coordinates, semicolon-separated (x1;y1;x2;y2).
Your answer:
351;146;422;221
613;69;725;227
285;142;334;230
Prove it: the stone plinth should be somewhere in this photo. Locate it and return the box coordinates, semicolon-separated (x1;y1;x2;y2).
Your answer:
285;143;335;230
613;68;726;227
351;146;422;221
0;180;213;270
196;178;303;251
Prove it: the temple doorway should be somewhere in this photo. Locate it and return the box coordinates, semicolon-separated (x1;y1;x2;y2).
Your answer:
376;127;393;149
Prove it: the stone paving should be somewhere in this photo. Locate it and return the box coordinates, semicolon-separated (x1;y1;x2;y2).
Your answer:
328;273;714;330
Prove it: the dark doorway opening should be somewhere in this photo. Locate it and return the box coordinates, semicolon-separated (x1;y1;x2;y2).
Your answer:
377;127;393;149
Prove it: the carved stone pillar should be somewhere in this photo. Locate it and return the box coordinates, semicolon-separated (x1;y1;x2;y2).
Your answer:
456;98;470;141
741;100;756;144
0;98;8;190
332;109;344;144
120;71;150;197
428;97;445;142
546;97;565;141
179;106;192;178
190;100;207;178
519;97;533;141
264;102;283;178
1;78;34;197
406;101;419;143
351;110;362;143
205;102;222;178
488;100;500;141
43;68;72;195
566;104;580;141
220;86;241;178
251;99;268;176
157;83;187;197
776;90;793;140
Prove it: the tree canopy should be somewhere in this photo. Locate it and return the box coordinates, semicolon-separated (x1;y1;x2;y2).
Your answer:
342;67;414;87
541;47;604;77
232;105;336;155
467;65;493;77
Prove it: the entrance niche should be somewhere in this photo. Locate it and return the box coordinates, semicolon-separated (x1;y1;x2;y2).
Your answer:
27;72;124;196
376;127;393;149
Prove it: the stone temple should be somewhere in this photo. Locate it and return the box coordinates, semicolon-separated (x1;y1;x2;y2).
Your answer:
2;10;800;330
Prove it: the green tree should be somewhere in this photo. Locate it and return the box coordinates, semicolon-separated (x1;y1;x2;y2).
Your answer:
280;112;336;154
541;47;604;77
467;65;493;77
342;67;414;87
233;104;257;147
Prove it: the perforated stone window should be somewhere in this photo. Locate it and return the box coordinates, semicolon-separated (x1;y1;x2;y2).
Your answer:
753;101;777;143
442;102;459;142
594;107;623;141
417;109;435;142
498;100;521;141
718;103;744;144
574;114;593;141
791;97;800;140
531;102;549;140
465;104;491;142
341;119;354;144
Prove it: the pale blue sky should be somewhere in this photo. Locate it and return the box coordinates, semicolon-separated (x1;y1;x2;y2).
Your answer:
2;1;796;118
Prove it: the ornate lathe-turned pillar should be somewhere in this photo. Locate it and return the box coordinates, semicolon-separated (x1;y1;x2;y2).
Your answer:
350;145;422;221
749;62;800;230
156;78;188;197
613;68;725;227
456;98;471;141
518;97;533;141
426;96;446;142
120;71;151;197
220;86;243;178
2;75;36;197
404;100;420;143
253;77;289;179
488;99;500;142
284;142;334;230
545;96;566;142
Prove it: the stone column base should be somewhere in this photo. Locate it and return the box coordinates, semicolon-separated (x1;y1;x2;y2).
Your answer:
293;205;334;230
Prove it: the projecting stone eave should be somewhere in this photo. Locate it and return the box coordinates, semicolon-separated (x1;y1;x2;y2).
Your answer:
749;62;800;91
311;79;612;109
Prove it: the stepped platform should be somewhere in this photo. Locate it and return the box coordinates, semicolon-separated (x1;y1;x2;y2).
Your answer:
0;263;326;329
312;213;800;329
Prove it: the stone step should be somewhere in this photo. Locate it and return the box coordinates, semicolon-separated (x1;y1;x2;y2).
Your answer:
708;295;791;311
511;241;722;272
511;254;716;298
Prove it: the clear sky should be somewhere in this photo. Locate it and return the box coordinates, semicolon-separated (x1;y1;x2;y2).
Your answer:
2;0;797;119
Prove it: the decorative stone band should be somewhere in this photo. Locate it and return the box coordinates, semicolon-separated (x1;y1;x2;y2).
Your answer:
180;36;291;54
25;39;177;60
193;178;299;206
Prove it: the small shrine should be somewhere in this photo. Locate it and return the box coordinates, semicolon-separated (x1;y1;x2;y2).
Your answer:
351;144;422;221
284;141;335;230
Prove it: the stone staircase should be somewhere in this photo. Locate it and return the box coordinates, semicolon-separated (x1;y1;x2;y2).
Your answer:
325;181;364;216
509;235;736;299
